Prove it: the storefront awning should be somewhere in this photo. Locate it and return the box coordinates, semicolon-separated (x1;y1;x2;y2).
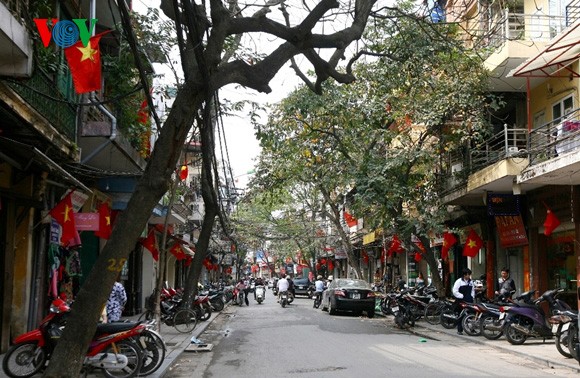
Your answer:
509;20;580;78
0;137;92;193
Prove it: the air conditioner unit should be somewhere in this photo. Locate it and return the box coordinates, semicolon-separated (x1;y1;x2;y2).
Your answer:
507;146;520;156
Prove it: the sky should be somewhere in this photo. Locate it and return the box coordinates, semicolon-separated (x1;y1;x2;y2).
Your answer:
132;0;303;189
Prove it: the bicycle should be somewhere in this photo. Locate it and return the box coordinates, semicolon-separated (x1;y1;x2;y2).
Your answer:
138;292;197;333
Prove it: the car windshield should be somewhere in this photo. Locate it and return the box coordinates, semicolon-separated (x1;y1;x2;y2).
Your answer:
336;279;370;289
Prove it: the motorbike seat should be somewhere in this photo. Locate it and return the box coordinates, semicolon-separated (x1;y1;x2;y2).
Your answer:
95;321;141;336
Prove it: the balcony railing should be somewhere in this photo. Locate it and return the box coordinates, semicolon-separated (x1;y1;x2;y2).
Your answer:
0;0;27;21
439;125;528;195
528;107;580;166
473;11;566;51
566;0;580;26
441;109;580;195
5;69;77;140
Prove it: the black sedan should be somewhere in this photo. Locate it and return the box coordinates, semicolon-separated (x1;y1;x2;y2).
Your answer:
321;278;376;318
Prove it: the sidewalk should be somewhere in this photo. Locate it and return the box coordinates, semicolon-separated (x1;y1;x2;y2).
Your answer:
124;310;219;378
411;318;580;373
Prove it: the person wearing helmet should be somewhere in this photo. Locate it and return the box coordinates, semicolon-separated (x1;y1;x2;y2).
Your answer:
326;275;333;289
277;274;289;302
313;275;325;308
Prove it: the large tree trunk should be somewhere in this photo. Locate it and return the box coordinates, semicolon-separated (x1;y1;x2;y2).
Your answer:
43;85;205;377
42;1;377;375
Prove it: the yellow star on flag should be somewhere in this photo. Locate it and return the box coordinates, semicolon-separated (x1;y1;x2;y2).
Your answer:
77;42;97;62
105;215;111;226
63;204;72;223
467;239;477;248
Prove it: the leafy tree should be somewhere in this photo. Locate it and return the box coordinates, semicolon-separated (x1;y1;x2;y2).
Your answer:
44;1;378;376
249;6;493;290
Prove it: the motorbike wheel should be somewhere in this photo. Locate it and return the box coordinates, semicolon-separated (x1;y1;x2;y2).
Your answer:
257;298;263;304
439;307;457;329
2;342;46;378
173;308;197;333
281;299;287;308
137;329;166;376
101;339;143;378
200;304;211;321
313;296;321;309
424;302;442;325
567;322;579;360
211;299;224;312
504;321;528;345
408;303;423;322
462;314;481;336
555;323;573;359
480;314;504;340
287;293;294;304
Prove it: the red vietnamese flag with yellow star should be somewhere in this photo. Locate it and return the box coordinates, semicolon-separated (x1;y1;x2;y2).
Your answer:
64;32;109;94
95;202;112;239
441;231;457;260
49;191;77;244
463;228;483;257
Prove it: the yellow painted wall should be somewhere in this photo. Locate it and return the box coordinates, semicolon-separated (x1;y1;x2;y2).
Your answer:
529;62;579;125
10;207;33;338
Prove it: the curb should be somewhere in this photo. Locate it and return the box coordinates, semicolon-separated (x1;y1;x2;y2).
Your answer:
412;321;580;373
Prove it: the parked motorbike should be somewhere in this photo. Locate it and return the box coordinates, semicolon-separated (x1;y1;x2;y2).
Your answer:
501;288;572;345
280;291;289;308
255;285;266;304
549;309;578;358
192;295;212;321
2;298;145;378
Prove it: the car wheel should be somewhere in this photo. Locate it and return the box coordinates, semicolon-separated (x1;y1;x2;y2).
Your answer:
367;310;375;319
329;300;337;315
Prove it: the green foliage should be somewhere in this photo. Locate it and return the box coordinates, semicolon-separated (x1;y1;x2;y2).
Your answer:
248;3;494;254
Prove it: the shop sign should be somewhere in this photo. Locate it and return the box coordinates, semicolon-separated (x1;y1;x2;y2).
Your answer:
334;249;348;259
495;215;528;248
74;212;99;231
487;193;520;216
363;231;376;245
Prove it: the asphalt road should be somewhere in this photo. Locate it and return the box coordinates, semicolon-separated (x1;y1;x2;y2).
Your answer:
164;291;578;378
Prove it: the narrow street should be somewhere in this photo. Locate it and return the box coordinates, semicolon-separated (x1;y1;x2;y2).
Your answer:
165;293;578;378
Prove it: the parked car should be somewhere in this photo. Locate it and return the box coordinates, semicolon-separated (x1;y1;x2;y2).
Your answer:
293;277;314;298
321;278;376;318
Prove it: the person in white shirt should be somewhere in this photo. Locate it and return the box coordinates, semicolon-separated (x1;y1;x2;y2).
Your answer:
313;275;325;308
277;275;289;302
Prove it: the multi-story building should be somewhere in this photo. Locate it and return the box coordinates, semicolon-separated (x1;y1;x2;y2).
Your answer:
440;0;580;306
0;0;205;350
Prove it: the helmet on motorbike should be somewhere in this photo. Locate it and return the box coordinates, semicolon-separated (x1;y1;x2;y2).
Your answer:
328;275;333;281
317;275;322;280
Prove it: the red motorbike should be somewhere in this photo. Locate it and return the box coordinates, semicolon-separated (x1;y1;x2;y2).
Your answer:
2;297;146;378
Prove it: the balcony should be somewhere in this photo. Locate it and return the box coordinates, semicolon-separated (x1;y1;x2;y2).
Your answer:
474;11;567;92
0;0;32;76
5;69;77;140
440;126;529;205
519;107;580;185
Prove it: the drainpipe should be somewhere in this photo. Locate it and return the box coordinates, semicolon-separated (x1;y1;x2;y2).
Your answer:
81;92;117;164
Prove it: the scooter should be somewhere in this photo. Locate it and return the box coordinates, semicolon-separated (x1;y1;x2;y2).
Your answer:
255;285;266;304
501;288;572;345
313;291;323;309
2;297;146;378
280;291;289;308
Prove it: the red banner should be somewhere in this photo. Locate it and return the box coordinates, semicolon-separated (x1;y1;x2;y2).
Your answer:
495;215;528;248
